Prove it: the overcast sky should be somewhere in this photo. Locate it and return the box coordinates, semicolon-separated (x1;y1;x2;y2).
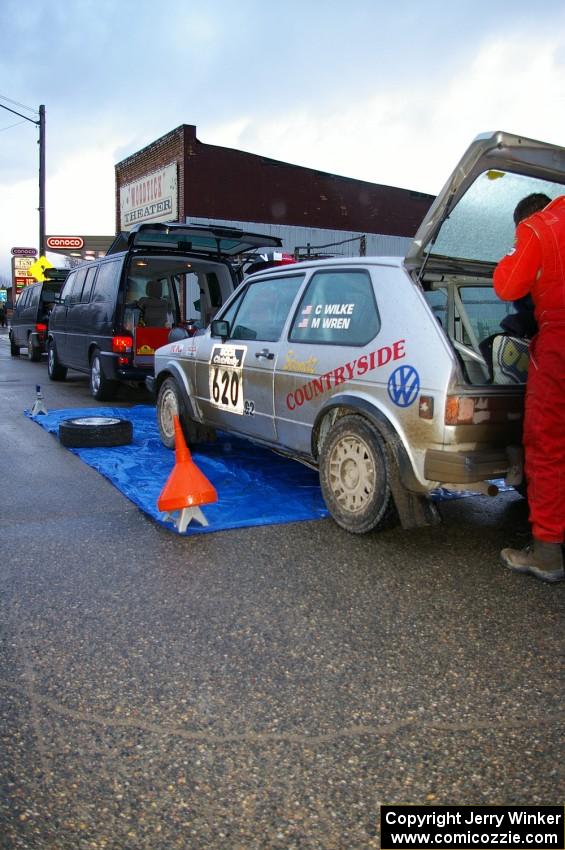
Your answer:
2;0;565;279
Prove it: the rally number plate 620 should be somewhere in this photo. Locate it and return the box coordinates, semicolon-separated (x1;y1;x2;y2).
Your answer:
209;345;247;415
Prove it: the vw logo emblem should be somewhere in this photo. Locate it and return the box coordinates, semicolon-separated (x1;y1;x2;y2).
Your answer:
387;365;420;407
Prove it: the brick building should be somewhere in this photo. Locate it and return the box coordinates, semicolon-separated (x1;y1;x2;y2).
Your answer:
114;124;434;258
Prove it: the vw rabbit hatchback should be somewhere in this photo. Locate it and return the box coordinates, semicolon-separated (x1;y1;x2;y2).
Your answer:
151;132;565;534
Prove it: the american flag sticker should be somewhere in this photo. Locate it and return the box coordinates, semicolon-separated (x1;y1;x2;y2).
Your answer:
302;305;312;315
298;318;309;328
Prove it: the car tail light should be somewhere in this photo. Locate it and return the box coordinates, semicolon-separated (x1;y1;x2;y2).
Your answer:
35;322;47;332
112;335;133;354
445;394;523;425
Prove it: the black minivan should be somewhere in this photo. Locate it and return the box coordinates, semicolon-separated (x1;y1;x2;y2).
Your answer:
47;223;281;400
10;277;66;361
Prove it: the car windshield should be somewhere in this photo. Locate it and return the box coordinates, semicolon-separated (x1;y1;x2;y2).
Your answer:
430;170;565;263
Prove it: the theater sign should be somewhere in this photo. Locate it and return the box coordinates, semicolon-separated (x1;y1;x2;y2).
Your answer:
120;163;178;230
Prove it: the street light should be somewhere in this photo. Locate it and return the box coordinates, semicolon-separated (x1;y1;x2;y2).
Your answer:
0;101;46;256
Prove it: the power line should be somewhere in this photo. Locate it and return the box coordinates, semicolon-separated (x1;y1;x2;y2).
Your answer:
0;120;28;132
0;98;46;255
0;93;38;116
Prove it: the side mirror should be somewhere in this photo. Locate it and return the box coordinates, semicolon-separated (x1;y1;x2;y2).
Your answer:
211;319;229;339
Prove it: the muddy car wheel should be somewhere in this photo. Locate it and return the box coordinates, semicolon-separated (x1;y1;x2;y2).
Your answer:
319;416;394;534
157;377;214;449
47;340;67;381
157;378;182;449
59;417;133;448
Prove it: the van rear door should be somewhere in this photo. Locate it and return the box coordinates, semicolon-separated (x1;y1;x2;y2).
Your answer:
107;223;283;259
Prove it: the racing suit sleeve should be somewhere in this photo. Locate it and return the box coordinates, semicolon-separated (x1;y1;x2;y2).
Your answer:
493;222;542;301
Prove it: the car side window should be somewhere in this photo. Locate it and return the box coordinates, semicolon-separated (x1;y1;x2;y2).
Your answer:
218;287;247;330
91;261;121;304
29;286;41;308
458;286;512;343
69;269;87;305
289;269;380;346
230;275;305;342
424;288;448;329
80;267;98;304
60;273;76;305
16;288;29;311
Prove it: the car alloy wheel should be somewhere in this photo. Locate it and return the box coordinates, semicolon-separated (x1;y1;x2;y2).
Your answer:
319;415;396;534
89;350;117;401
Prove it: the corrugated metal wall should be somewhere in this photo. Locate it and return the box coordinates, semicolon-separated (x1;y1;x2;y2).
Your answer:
186;216;411;258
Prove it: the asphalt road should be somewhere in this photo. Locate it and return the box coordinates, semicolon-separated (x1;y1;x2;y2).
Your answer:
0;328;563;850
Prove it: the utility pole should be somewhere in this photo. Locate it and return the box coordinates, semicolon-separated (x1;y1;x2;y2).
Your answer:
0;100;46;255
38;104;46;256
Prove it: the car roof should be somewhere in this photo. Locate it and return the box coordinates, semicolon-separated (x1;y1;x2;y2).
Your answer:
243;255;403;282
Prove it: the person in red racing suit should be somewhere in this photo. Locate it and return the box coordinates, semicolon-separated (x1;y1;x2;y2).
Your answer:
493;192;565;583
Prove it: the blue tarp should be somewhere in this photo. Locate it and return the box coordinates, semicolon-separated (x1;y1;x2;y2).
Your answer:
26;405;329;534
26;405;511;536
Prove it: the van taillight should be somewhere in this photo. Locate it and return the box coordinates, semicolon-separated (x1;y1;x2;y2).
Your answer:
35;323;47;332
112;335;133;354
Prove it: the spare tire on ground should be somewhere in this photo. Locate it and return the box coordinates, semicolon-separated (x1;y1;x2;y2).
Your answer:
59;416;133;448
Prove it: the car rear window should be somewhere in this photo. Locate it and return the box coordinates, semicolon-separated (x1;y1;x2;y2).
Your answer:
42;283;62;304
289;269;380;346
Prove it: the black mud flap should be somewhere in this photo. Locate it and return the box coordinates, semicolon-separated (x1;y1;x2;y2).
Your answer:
384;440;441;530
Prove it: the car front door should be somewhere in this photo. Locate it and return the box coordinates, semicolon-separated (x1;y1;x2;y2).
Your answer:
193;274;305;443
13;287;30;346
64;268;89;368
49;271;76;363
67;266;98;369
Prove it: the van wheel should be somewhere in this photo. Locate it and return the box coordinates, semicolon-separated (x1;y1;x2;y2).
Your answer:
156;376;213;449
319;415;395;534
90;349;117;401
10;333;20;357
47;340;67;381
27;337;41;362
59;416;132;448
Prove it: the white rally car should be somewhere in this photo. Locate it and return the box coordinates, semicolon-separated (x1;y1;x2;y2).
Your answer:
150;131;565;534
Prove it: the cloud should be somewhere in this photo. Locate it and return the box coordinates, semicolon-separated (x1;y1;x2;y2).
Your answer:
0;145;118;278
205;31;565;195
2;26;565;280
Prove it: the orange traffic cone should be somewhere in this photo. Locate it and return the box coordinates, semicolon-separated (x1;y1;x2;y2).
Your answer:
157;415;218;532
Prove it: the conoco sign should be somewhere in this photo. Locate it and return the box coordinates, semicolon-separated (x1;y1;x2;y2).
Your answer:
46;236;84;249
11;247;37;256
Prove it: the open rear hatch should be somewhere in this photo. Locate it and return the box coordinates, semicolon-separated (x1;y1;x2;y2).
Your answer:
406;131;565;389
108;223;283;370
107;222;282;258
